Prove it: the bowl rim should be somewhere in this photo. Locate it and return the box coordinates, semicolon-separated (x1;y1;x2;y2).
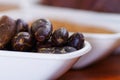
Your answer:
84;33;120;39
0;41;91;60
70;32;120;39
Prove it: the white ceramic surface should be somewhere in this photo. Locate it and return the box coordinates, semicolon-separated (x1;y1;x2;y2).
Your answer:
0;41;91;80
73;33;120;69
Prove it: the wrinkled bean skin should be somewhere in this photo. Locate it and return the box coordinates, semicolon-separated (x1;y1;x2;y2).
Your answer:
52;28;69;46
0;16;85;54
31;19;52;34
54;46;77;54
63;46;77;52
35;27;52;42
0;15;16;49
37;40;52;48
12;32;32;51
31;19;53;42
38;48;55;53
16;19;29;33
67;32;84;50
54;47;66;54
38;46;76;54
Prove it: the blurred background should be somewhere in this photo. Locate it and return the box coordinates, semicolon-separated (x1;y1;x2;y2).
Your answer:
0;0;120;80
1;0;120;12
41;0;120;13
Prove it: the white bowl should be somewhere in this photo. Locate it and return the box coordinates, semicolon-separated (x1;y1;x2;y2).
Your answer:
73;33;120;69
0;41;91;80
0;3;120;69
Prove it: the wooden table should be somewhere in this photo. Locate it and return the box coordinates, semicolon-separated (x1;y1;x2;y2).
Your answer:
58;50;120;80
